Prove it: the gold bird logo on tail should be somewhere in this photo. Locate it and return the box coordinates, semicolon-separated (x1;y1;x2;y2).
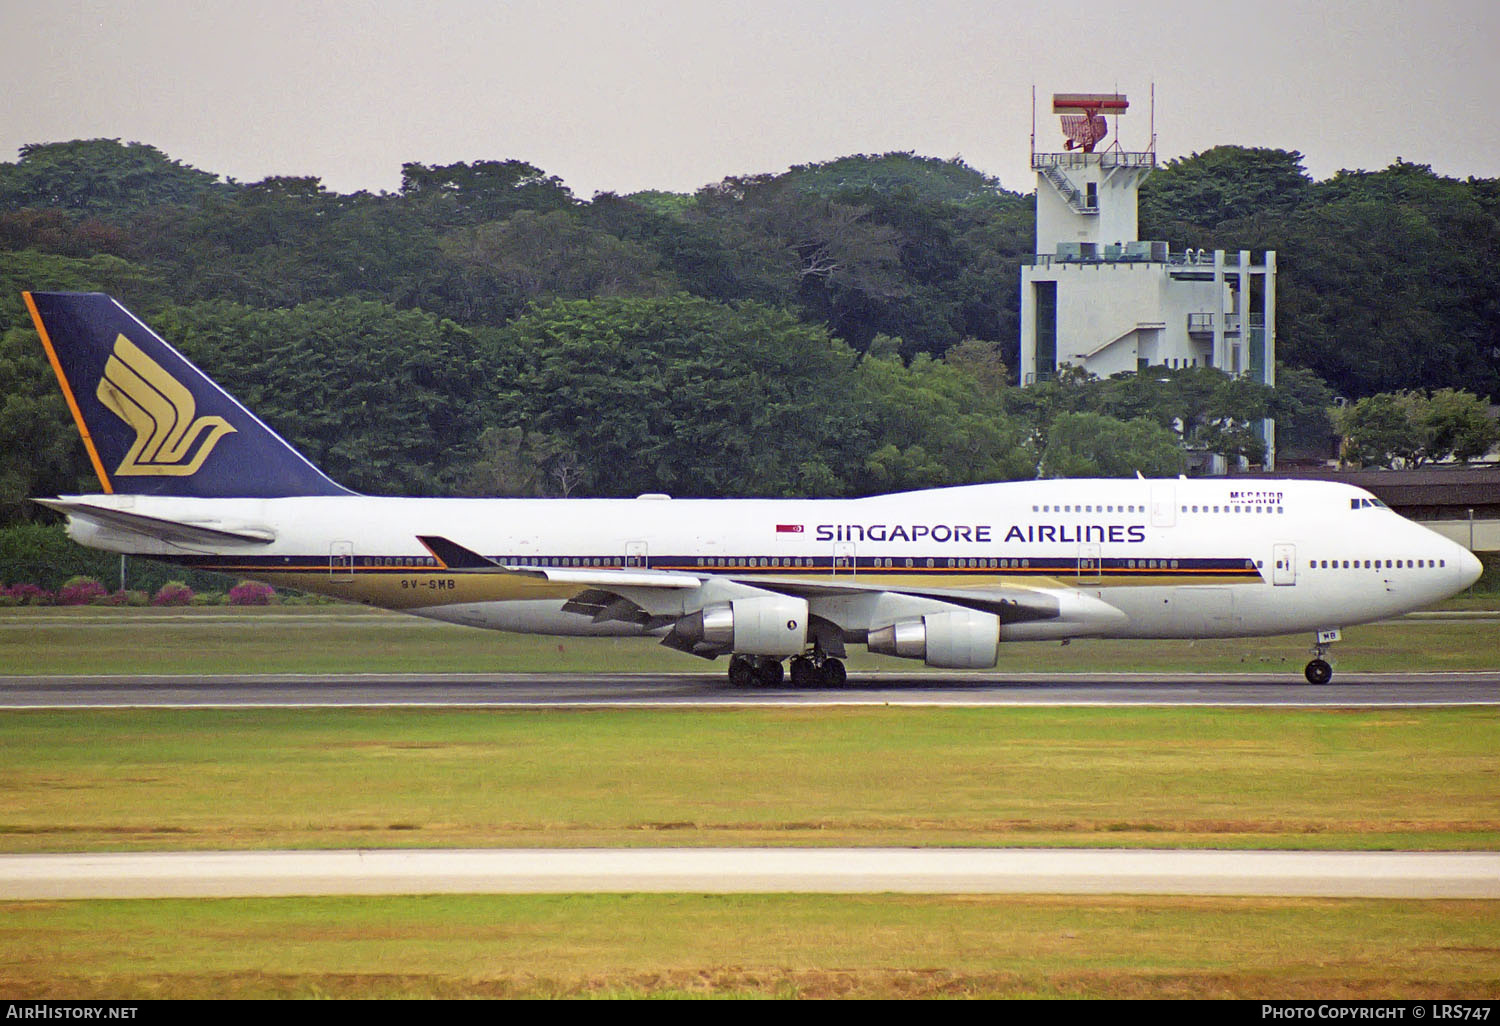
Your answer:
96;334;236;476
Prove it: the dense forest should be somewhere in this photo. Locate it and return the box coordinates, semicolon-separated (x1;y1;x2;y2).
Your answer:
0;140;1495;523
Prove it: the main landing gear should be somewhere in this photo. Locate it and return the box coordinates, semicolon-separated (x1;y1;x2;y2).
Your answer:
1304;628;1341;685
727;653;847;688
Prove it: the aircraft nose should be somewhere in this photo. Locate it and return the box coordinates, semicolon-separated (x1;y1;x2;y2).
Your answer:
1456;545;1483;590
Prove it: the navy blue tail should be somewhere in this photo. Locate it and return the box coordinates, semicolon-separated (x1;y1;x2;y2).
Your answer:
25;291;352;498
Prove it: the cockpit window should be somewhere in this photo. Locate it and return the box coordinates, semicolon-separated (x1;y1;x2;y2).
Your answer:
1350;497;1389;510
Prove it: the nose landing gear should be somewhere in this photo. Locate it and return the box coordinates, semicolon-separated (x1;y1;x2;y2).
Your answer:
1305;628;1341;685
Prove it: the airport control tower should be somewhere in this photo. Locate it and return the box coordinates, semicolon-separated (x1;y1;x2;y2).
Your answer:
1018;91;1277;467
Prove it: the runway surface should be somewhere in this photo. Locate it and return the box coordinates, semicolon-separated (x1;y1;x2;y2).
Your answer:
4;848;1497;900
2;670;1498;707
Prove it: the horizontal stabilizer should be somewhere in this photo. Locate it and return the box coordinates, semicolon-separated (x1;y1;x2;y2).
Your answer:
34;498;276;546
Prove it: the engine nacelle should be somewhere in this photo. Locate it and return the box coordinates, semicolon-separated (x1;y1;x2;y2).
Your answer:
866;609;1000;669
677;595;809;657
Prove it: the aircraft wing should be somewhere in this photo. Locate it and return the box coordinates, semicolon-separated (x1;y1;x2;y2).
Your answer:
417;535;1123;639
34;498;277;546
737;574;1061;623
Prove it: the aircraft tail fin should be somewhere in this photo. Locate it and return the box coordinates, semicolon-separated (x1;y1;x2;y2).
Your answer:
24;291;352;498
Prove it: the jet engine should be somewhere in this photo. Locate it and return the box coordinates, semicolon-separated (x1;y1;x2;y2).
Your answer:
866;609;1000;669
673;595;809;656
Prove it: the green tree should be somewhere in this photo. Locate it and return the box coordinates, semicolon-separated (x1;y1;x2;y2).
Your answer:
454;426;591;497
695;175;907;352
437;210;675;324
1333;393;1418;468
1253;162;1499;399
777;152;1013;204
1269;362;1336;458
399;160;575;226
157;178;443;308
0;139;225;215
1139;147;1313;237
152;299;489;495
499;295;858;497
1419;388;1499;463
583;191;794;307
1040;412;1187;478
840;351;1034;493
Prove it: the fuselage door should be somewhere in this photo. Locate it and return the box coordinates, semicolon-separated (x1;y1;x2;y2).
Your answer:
833;541;856;576
1150;485;1176;528
1077;542;1101;583
330;540;354;581
1272;543;1297;586
625;541;649;569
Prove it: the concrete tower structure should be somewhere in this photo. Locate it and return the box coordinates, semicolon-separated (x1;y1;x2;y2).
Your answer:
1018;91;1278;467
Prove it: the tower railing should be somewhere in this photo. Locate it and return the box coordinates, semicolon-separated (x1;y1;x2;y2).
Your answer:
1031;150;1156;171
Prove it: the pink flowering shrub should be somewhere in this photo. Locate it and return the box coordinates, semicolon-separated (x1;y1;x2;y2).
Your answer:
58;576;109;605
228;580;277;606
3;583;55;606
151;581;194;606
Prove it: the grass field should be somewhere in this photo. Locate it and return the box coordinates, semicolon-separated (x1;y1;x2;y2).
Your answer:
2;603;1498;675
2;706;1496;853
3;893;1497;999
2;607;1496;999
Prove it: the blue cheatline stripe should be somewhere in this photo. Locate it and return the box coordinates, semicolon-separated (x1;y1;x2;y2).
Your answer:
158;553;1264;578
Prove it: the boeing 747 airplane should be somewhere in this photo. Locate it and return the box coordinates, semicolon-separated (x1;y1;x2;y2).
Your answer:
24;292;1483;686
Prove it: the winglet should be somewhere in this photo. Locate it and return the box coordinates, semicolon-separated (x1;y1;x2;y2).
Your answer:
416;535;500;571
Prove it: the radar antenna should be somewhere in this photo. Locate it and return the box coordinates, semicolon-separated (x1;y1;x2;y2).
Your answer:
1052;92;1128;153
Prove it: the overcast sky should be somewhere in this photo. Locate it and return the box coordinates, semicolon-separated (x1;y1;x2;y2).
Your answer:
2;0;1496;198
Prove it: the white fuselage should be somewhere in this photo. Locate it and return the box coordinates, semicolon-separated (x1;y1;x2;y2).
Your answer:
57;478;1482;651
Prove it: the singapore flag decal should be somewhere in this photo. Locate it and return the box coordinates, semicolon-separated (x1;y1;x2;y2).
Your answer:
775;524;804;534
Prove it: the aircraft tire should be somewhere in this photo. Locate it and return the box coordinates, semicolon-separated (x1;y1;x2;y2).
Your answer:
754;658;785;687
789;656;816;687
820;658;847;687
1304;658;1333;685
728;655;755;688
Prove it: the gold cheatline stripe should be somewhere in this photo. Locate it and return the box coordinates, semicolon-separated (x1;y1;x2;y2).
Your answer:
24;292;113;493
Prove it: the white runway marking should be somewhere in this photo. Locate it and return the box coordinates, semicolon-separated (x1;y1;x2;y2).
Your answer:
3;848;1497;900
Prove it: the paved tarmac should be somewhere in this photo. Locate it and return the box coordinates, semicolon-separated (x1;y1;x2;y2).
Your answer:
1;670;1497;707
4;847;1497;900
